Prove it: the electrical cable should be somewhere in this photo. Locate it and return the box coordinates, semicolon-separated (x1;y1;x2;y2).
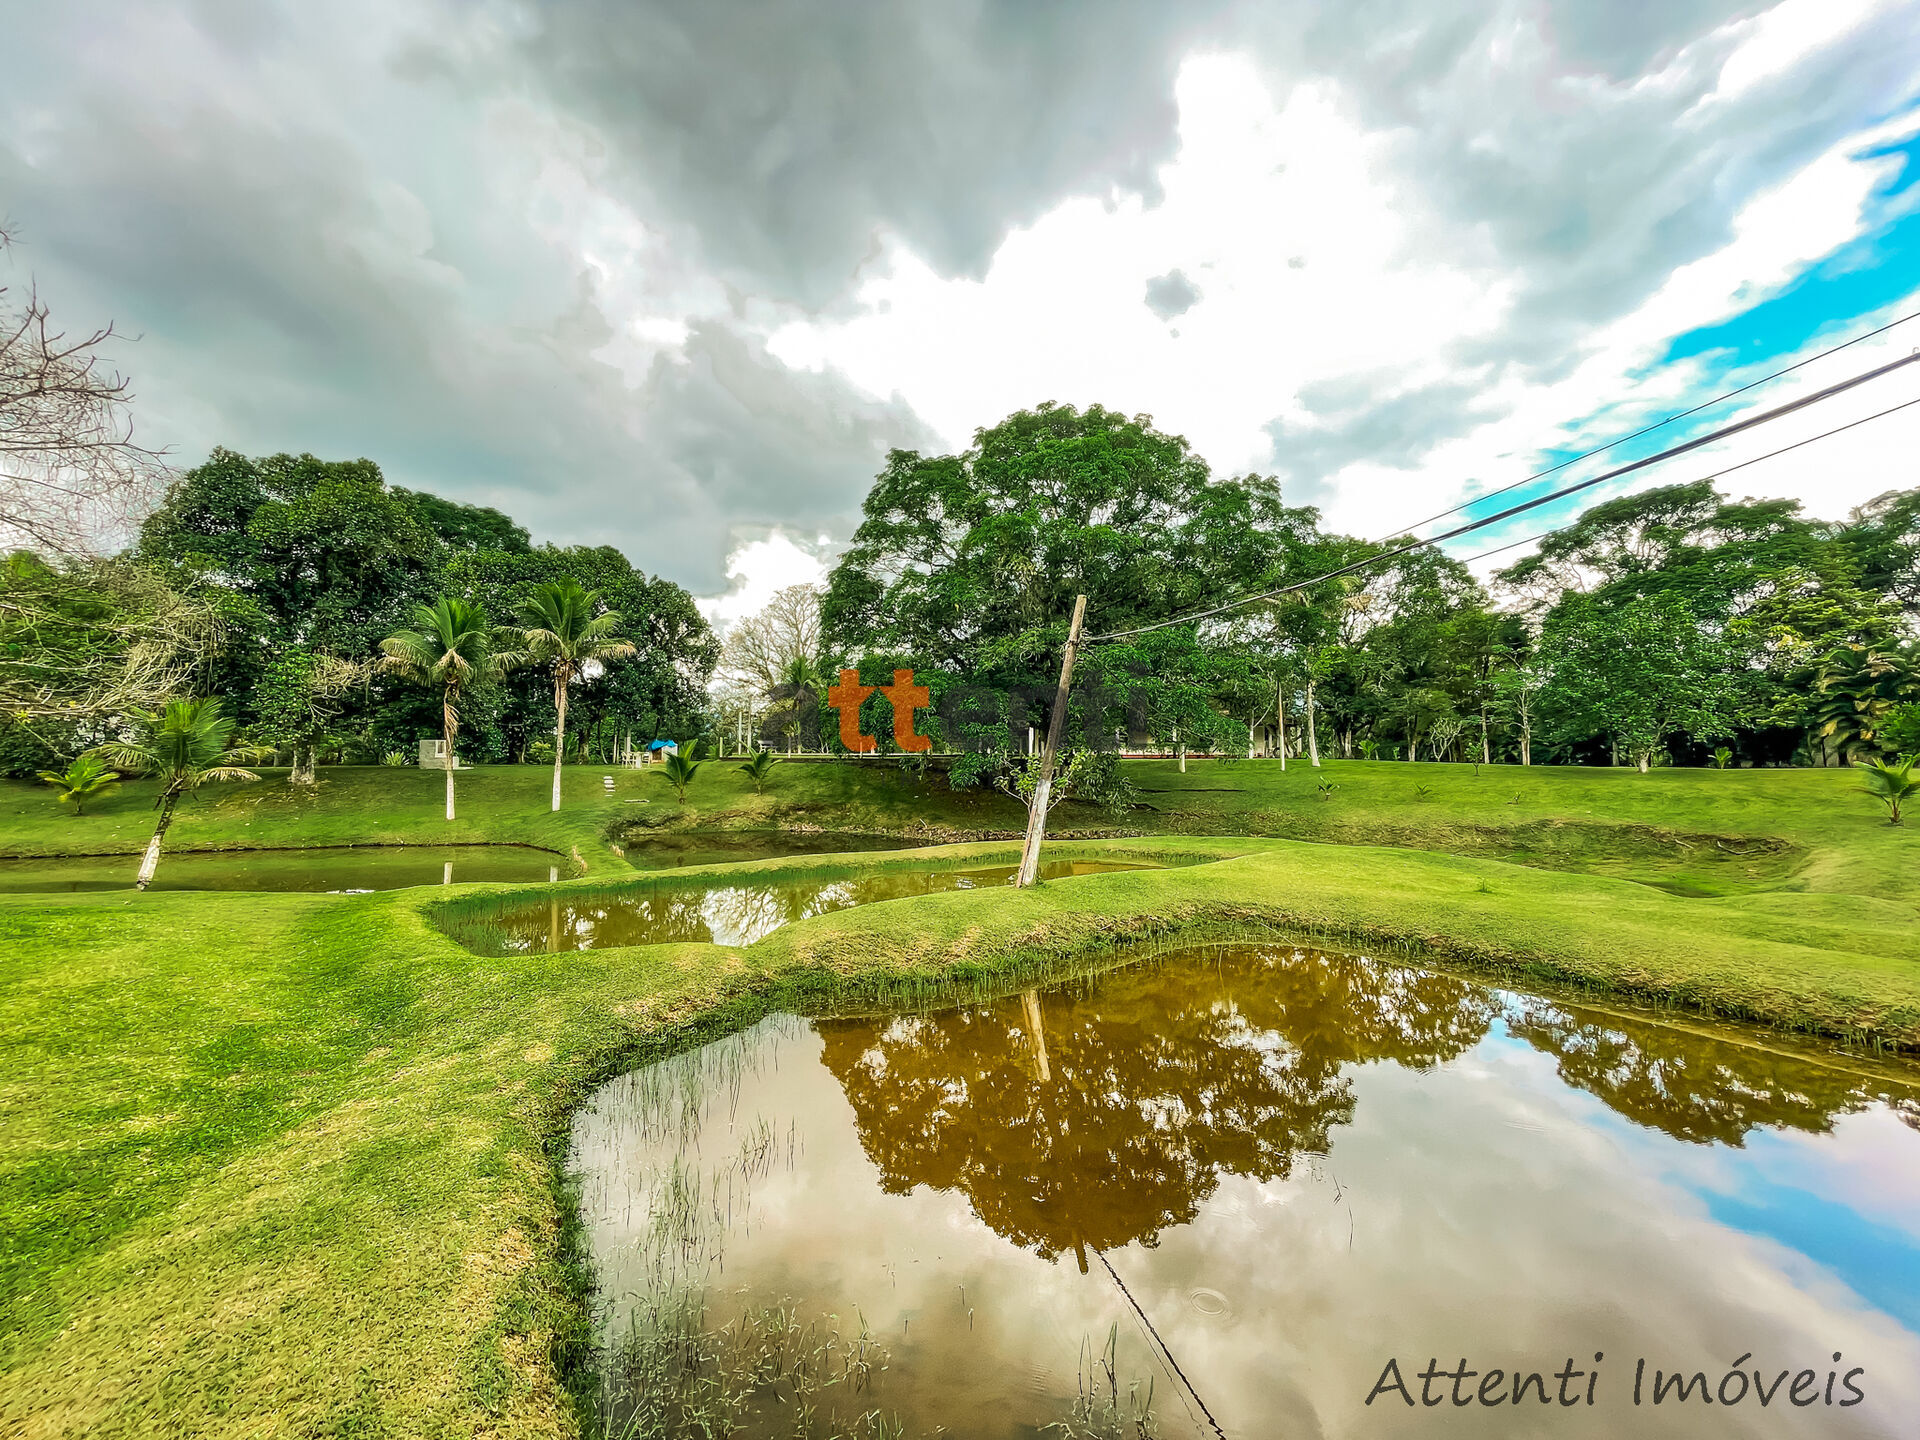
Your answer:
1086;350;1920;642
1094;1247;1229;1440
1450;391;1920;571
1390;305;1920;538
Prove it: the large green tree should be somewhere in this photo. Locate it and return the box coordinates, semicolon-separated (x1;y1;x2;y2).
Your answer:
0;552;224;775
140;450;445;662
1538;591;1737;770
824;402;1319;779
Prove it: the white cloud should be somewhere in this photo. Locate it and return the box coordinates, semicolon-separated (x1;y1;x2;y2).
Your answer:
697;530;831;633
768;57;1507;474
763;43;1920;574
1704;0;1891;106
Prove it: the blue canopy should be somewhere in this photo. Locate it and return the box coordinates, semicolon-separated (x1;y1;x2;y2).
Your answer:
646;739;677;751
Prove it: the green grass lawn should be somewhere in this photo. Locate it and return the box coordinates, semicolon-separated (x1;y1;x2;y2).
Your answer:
2;757;1918;1436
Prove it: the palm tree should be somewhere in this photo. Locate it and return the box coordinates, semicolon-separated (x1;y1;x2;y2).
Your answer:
37;753;122;815
738;749;778;794
512;580;635;813
653;739;706;803
380;598;515;821
1857;755;1920;825
98;698;266;889
779;655;831;752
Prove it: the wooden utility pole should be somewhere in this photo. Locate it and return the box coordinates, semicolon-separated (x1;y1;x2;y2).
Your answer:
1015;594;1087;888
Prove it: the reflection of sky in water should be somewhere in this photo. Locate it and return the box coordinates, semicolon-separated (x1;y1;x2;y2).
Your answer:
571;957;1920;1439
451;861;1148;952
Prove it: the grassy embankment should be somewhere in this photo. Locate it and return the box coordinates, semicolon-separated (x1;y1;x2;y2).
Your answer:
3;758;1918;1437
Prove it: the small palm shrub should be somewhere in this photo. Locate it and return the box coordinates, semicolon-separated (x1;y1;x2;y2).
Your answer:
653;740;707;803
1856;755;1919;825
38;754;122;815
738;750;778;794
1711;747;1733;769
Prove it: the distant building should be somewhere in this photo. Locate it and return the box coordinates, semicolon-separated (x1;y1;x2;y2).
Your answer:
418;738;463;770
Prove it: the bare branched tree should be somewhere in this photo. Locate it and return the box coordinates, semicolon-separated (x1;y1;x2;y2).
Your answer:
0;552;225;738
716;583;824;699
1;226;169;554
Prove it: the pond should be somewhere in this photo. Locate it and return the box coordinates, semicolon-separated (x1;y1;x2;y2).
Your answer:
622;828;926;870
443;860;1153;954
0;844;565;893
570;944;1920;1439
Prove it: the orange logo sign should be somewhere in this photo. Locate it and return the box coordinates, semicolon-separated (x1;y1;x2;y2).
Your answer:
827;668;931;753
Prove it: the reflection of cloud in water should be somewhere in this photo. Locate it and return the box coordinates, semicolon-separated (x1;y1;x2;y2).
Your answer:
568;949;1920;1438
443;861;1152;953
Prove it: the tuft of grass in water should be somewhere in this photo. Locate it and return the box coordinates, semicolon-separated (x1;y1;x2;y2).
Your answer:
1046;1325;1160;1440
600;1295;898;1440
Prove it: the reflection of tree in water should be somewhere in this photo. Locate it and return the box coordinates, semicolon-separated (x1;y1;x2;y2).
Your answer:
816;948;1500;1263
1503;999;1894;1146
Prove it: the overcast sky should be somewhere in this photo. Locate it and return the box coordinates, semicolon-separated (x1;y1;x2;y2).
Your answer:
4;0;1918;625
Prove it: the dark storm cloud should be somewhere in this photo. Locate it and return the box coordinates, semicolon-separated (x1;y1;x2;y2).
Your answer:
513;0;1236;307
4;0;1914;586
1144;269;1202;321
512;0;1917;490
0;4;935;589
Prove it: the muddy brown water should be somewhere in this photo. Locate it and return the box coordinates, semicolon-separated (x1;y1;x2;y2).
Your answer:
571;943;1920;1439
443;860;1152;954
0;844;563;893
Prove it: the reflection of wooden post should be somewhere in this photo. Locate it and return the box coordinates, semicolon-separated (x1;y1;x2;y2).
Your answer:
548;895;560;953
1021;988;1050;1083
1016;594;1087;888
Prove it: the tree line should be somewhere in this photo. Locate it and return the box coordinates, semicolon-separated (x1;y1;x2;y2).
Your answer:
1;448;718;783
718;402;1920;792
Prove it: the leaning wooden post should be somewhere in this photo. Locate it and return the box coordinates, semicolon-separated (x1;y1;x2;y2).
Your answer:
1015;594;1087;889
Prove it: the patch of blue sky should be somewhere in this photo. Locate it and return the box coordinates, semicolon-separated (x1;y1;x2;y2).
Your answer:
1700;1185;1920;1333
1437;122;1920;561
1480;1019;1920;1334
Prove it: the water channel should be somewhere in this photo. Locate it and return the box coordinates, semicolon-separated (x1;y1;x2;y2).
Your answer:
570;943;1920;1439
443;860;1152;953
0;843;563;893
621;829;926;870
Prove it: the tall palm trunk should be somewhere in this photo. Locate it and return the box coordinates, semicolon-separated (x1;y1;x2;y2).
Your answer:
1276;685;1287;771
1305;679;1321;768
443;689;458;821
550;663;571;813
135;789;182;890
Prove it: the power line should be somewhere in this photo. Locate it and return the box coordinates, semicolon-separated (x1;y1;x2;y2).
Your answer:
1390;305;1920;538
1086;348;1920;642
1095;1247;1229;1440
1453;391;1920;572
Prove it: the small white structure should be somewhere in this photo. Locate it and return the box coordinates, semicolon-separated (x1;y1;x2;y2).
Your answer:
418;738;463;770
